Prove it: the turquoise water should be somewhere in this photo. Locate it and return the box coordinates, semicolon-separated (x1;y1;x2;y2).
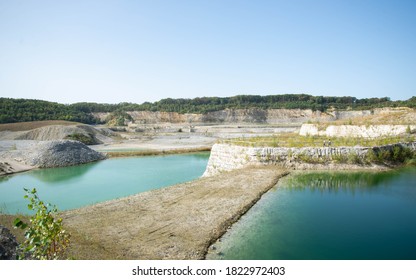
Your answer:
0;152;209;214
207;167;416;260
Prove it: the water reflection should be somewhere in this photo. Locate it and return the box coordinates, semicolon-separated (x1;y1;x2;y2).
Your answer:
0;175;12;184
28;162;99;183
207;167;416;260
281;169;403;193
0;153;210;214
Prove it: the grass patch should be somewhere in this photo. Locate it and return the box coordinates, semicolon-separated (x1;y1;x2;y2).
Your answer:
64;133;97;145
221;133;416;148
308;108;416;128
0;120;79;132
106;147;211;158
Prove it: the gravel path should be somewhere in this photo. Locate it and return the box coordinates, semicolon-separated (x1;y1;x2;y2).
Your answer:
62;166;288;259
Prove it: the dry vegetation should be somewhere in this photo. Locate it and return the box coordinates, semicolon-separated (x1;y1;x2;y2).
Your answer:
0;120;79;132
222;133;416;148
106;147;211;158
312;108;416;130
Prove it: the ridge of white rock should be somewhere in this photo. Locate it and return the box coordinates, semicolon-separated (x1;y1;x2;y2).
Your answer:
203;142;416;176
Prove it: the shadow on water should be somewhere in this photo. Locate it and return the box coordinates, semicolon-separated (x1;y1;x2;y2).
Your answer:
187;151;210;159
27;161;100;183
0;175;12;184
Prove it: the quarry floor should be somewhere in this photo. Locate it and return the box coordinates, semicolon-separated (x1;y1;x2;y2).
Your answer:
61;166;288;260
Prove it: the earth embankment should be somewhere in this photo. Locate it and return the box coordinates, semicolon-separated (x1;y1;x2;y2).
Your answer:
62;166;288;260
0;121;113;144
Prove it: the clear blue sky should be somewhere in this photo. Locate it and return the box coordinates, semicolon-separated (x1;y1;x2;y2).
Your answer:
1;0;415;104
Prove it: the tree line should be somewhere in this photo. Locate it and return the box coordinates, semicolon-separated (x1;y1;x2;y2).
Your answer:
1;95;415;124
0;98;99;124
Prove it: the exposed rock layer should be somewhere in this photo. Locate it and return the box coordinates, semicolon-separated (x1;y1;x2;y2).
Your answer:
204;142;416;176
93;107;415;124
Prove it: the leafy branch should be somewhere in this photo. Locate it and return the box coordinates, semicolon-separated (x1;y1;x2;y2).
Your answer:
14;188;70;260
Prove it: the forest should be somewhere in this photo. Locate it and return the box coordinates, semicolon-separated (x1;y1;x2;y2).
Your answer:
1;94;415;124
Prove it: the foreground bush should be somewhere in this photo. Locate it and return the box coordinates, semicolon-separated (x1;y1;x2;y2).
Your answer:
14;188;70;260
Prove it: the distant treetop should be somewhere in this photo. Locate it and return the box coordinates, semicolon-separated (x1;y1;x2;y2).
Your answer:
1;94;414;124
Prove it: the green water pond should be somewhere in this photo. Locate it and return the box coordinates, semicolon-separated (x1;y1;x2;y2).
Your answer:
0;152;209;214
207;167;416;260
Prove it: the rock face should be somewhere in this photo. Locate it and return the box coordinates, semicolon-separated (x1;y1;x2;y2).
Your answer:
300;124;416;138
0;225;19;260
0;140;106;168
94;107;416;125
203;142;416;176
93;109;385;124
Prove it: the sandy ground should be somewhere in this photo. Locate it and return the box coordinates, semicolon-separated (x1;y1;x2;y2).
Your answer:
92;123;299;152
92;134;216;152
0;141;36;175
62;166;288;260
0;159;33;176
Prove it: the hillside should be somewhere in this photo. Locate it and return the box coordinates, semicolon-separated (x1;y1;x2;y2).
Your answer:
0;120;79;132
1;95;415;125
0;121;114;145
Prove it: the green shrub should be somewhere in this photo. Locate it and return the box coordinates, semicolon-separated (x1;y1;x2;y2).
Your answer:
332;153;348;163
405;158;416;166
64;133;96;145
378;150;390;162
392;146;402;162
392;146;414;163
105;110;133;126
365;149;378;163
265;152;271;161
298;152;324;164
14;188;70;260
347;151;362;164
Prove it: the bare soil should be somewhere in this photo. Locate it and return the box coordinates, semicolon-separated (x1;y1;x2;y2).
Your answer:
0;159;33;176
61;166;288;260
0;120;79;132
